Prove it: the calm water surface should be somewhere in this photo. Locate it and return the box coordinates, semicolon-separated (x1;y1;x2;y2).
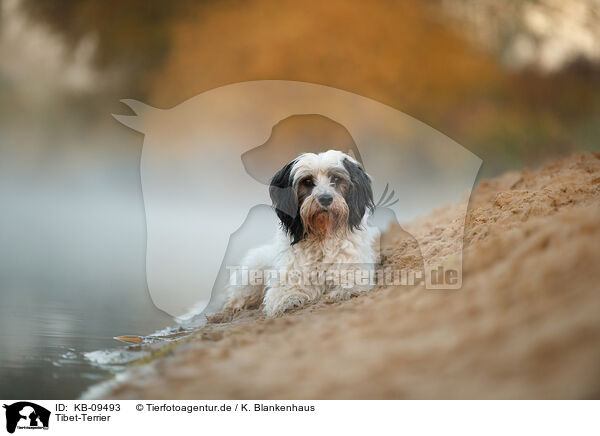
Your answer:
0;184;174;399
0;288;172;399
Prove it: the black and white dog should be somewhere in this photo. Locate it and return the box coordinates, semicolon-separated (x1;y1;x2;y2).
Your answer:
223;150;379;317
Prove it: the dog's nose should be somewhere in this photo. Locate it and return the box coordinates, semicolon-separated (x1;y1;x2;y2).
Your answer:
318;193;334;207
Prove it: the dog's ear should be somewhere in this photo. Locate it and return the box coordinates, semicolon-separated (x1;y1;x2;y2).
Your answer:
343;158;374;231
269;160;304;244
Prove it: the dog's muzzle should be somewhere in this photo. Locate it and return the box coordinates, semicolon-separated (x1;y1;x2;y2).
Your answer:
317;193;334;207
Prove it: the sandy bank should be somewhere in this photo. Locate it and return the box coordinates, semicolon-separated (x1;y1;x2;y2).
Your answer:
90;153;600;399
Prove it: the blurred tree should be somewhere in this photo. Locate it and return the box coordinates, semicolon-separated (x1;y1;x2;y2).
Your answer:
14;0;600;175
19;0;196;96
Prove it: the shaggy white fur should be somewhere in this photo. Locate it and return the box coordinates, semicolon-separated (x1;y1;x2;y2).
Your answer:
223;150;379;317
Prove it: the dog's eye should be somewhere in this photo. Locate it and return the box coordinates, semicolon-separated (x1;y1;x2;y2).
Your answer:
331;176;342;185
301;178;314;187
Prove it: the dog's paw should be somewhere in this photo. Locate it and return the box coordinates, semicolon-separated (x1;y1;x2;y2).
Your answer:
205;310;233;324
323;288;361;304
263;291;310;317
222;285;265;314
222;295;245;313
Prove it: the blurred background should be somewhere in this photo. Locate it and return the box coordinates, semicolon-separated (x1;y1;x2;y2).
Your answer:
0;0;599;398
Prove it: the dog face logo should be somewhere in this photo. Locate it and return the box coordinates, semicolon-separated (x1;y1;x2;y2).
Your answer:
3;402;50;434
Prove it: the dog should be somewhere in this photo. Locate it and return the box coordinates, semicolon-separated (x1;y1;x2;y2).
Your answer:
222;150;380;317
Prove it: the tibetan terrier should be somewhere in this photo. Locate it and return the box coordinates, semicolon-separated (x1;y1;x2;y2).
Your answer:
223;150;379;317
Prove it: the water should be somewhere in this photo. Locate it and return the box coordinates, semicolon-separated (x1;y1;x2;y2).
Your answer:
0;125;273;399
0;291;172;399
0;165;175;399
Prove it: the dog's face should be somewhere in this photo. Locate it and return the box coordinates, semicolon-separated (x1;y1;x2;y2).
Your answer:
270;150;374;244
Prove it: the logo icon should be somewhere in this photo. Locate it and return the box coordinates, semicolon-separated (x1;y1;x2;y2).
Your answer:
3;402;50;434
114;80;481;319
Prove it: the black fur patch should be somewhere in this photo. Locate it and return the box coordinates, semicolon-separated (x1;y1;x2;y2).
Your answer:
269;160;305;244
343;158;374;231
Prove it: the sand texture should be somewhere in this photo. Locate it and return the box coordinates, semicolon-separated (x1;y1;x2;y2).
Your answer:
97;153;600;399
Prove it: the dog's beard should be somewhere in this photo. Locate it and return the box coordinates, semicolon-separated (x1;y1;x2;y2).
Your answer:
300;195;349;239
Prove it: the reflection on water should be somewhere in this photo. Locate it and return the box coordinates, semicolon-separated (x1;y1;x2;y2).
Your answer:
0;181;174;399
0;252;176;399
0;291;171;399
